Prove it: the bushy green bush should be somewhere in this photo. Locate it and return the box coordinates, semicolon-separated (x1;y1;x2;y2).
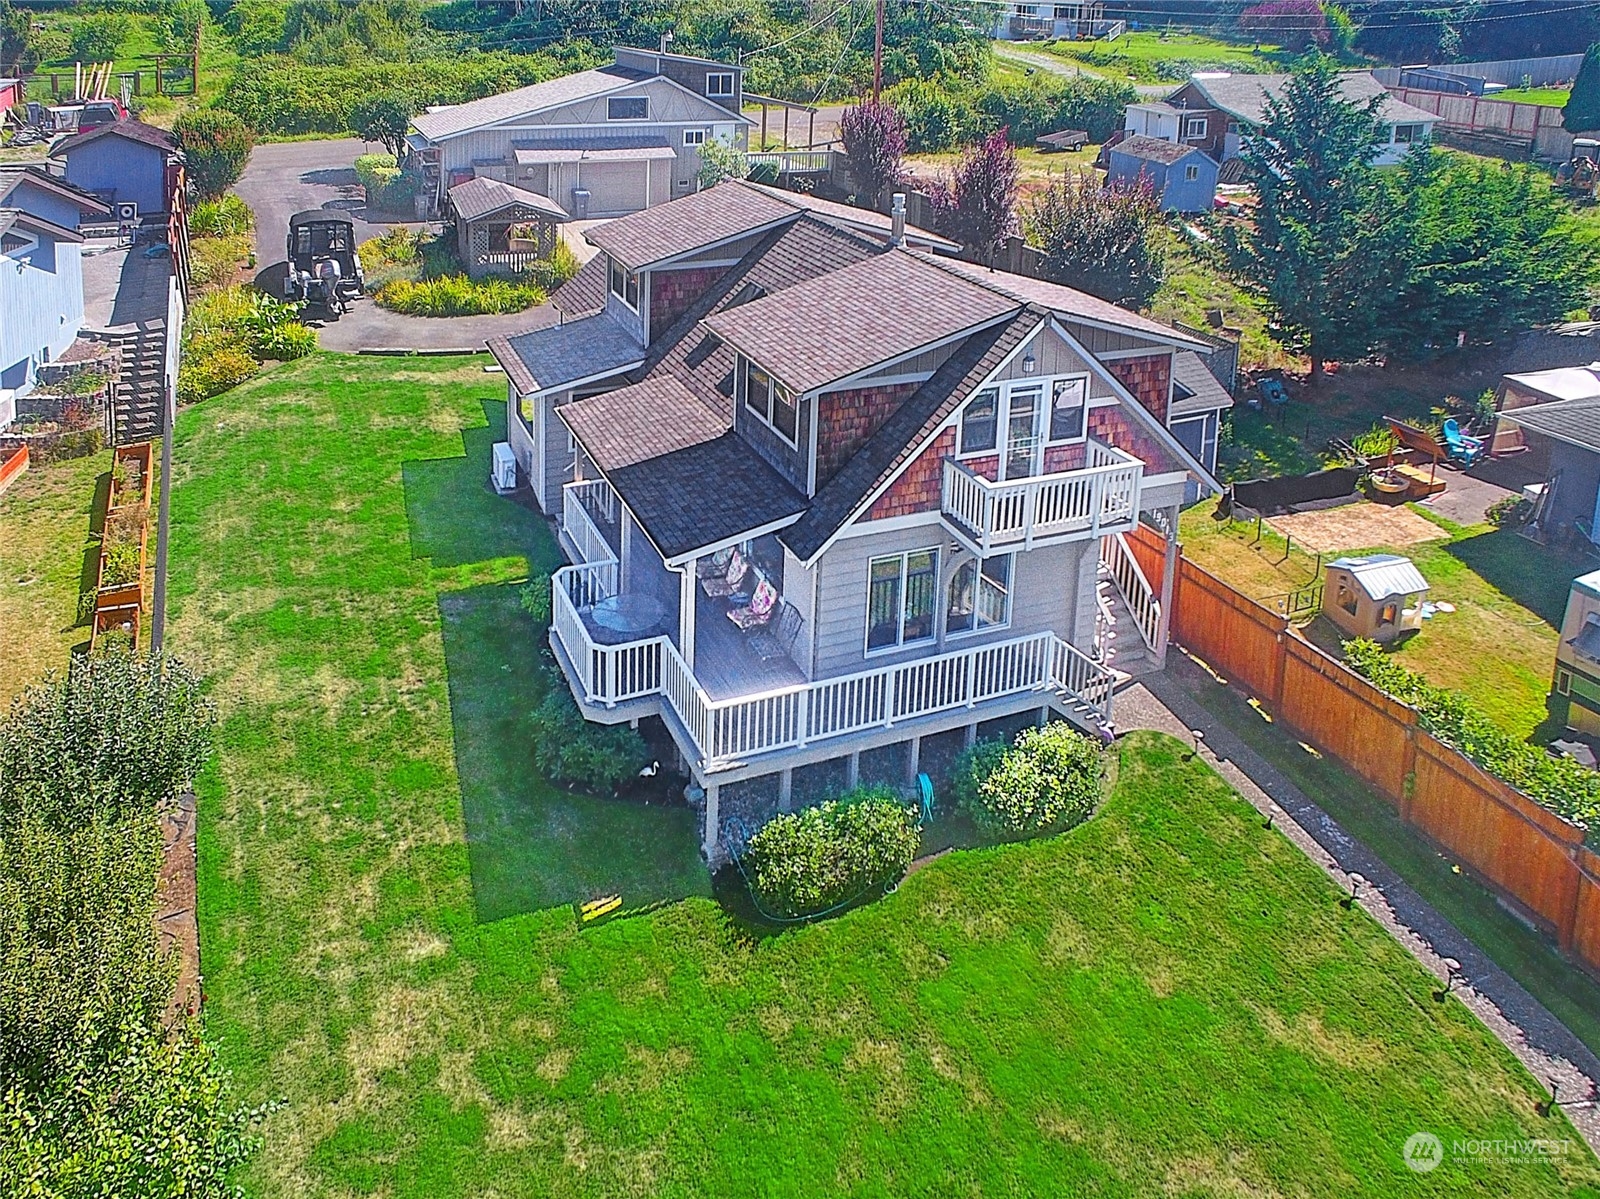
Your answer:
177;342;259;405
886;72;1135;153
518;572;551;626
1344;638;1600;830
955;721;1103;835
188;232;253;292
528;680;651;794
190;195;255;239
179;286;315;403
353;152;416;212
374;273;546;316
1486;495;1531;528
26;426;104;466
173;110;256;201
744;787;921;918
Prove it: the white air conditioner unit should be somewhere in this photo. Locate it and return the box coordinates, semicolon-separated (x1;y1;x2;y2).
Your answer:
491;441;517;494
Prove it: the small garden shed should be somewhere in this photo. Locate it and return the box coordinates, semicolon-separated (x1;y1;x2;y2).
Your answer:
446;177;569;280
1105;136;1218;214
1322;554;1430;643
1555;567;1600;737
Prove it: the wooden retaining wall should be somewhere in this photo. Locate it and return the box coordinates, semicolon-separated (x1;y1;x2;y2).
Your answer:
1139;522;1600;976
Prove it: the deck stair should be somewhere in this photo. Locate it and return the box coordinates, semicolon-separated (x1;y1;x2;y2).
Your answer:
86;319;168;445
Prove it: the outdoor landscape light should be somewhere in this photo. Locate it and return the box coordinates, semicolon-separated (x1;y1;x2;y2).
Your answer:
1340;872;1365;909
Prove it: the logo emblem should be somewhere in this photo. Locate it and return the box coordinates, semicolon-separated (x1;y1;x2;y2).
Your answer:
1403;1132;1443;1173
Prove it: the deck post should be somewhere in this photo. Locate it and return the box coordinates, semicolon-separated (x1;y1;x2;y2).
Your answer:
679;564;696;668
702;782;720;857
907;735;921;786
963;721;977;749
846;751;860;790
778;768;793;812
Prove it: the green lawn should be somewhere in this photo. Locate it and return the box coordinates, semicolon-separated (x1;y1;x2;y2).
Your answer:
1041;31;1295;85
1493;87;1571;107
164;354;1600;1196
0;448;109;708
1180;506;1577;742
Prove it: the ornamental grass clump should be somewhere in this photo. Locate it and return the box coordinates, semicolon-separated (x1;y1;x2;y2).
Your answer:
1344;639;1600;830
744;787;921;918
955;721;1104;835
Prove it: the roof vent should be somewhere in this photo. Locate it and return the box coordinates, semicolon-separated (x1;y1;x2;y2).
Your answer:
890;193;906;248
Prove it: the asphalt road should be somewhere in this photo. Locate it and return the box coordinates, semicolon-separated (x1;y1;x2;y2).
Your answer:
232;138;556;352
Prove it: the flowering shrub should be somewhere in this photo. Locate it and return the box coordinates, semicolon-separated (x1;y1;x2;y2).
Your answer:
1344;639;1600;830
744;787;920;918
955;722;1103;835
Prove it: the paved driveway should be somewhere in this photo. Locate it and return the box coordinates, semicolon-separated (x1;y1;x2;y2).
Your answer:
232;139;556;351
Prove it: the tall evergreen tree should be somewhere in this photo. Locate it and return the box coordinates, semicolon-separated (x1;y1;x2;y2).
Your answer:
1221;54;1390;384
1026;171;1167;309
1567;43;1600;135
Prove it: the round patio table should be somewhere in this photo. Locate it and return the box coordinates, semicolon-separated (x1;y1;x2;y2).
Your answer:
590;593;667;639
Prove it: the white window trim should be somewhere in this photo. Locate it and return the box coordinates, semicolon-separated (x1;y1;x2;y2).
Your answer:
945;553;1015;640
706;71;735;98
683;128;707;146
740;358;799;449
607;96;649;121
608;257;640;312
1184;116;1207;139
957;374;1089;463
1184;164;1199;181
864;548;941;657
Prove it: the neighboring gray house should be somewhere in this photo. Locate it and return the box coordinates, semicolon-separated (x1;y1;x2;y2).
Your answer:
487;179;1221;862
1106;136;1218;213
1127;71;1438;170
1494;369;1600;544
408;46;751;219
52;118;180;220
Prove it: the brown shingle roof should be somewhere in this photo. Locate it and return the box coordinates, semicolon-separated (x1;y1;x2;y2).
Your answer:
551;253;607;319
448;176;568;223
485;311;641;396
913;252;1210;348
1109;135;1208;166
0;165;112;216
561;375;727;471
584;180;799;271
737;181;958;251
54;118;176;157
702;249;1017;395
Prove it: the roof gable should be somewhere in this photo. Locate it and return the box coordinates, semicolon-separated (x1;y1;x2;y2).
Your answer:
447;176;567;223
0;166;112;217
1175;71;1438;129
54;118;176;157
585;180;800;271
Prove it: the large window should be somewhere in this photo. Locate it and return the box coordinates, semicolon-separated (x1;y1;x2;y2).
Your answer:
1184;116;1207;139
607;96;649;120
947;554;1013;636
867;549;939;652
608;257;639;310
1049;376;1087;442
683;128;707;146
960;387;999;454
742;359;798;446
1393;123;1426;145
706;72;735;98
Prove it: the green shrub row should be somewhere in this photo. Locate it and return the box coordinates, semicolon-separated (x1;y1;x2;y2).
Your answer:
528;670;652;795
887;72;1135;153
373;274;547;317
744;787;921;918
1343;638;1600;830
954;721;1104;835
178;286;316;405
354;152;417;213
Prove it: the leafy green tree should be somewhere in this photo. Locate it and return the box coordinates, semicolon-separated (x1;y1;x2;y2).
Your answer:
1382;149;1596;354
222;0;289;57
174;109;257;200
1220;53;1390;383
71;12;134;63
0;652;215;825
1567;43;1600;135
350;89;414;157
1026;170;1167;309
0;0;33;76
696;137;747;189
161;0;209;53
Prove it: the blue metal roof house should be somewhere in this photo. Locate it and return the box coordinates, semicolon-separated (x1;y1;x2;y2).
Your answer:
53;118;180;221
1105;135;1218;215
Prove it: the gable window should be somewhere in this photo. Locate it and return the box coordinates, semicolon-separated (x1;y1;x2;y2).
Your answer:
683;128;707;146
608;257;639;310
607;96;648;121
706;72;735;98
960;387;999;454
867;549;939;652
1184;163;1199;181
741;359;798;446
1393;123;1425;145
947;554;1013;636
1184;116;1207;139
1048;376;1087;442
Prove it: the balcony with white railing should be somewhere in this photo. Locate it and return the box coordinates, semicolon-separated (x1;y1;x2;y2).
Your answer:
561;479;621;566
550;560;1117;772
940;439;1142;556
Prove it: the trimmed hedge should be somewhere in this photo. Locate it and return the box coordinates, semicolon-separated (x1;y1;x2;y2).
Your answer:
744;787;921;918
1344;639;1600;829
955;721;1103;835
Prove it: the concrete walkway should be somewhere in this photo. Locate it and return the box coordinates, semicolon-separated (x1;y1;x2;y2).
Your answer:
1118;653;1600;1152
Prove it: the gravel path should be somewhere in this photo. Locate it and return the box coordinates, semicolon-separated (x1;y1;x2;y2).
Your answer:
1118;652;1600;1153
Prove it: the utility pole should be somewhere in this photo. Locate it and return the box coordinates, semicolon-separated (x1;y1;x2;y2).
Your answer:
872;0;885;101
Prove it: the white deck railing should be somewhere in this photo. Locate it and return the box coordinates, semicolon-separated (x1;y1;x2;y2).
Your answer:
1100;531;1162;652
941;440;1142;555
561;480;618;566
551;563;1116;768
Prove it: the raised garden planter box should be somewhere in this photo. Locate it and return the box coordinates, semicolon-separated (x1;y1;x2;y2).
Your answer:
90;442;153;652
0;444;28;496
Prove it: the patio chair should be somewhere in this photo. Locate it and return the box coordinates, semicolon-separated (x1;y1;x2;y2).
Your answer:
727;578;778;631
1441;418;1485;468
701;548;748;598
748;601;803;663
696;547;733;580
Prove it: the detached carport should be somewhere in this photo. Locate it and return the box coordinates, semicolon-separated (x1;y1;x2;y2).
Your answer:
446;177;569;279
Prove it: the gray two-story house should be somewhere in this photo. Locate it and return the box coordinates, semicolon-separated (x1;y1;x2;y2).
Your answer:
408;46;751;219
489;181;1220;861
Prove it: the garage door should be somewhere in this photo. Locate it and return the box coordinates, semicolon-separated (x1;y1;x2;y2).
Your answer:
579;162;648;216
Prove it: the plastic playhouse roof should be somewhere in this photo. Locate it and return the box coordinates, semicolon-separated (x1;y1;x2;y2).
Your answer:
1327;554;1429;600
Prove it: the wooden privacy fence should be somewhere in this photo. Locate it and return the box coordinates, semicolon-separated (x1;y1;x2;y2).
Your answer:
1127;522;1600;978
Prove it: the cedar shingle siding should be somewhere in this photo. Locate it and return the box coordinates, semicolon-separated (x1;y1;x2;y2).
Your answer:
650;266;727;336
1108;354;1172;423
816;383;921;487
866;427;957;520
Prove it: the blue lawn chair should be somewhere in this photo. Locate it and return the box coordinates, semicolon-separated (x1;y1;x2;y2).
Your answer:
1440;418;1485;467
1257;378;1289;407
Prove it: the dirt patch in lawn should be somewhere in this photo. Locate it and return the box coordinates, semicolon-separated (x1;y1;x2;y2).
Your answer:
1267;502;1447;553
